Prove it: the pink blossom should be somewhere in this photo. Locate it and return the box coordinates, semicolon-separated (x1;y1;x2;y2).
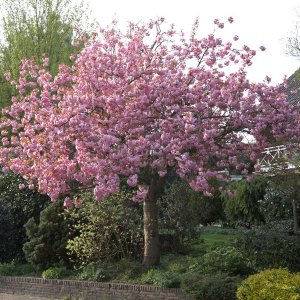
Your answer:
127;174;138;187
2;167;9;173
228;17;234;23
0;17;297;207
133;185;149;202
265;75;271;83
246;176;253;183
226;190;236;197
74;197;83;208
63;197;73;208
42;57;49;67
259;45;266;51
204;191;213;197
19;183;25;190
158;170;167;177
4;72;11;81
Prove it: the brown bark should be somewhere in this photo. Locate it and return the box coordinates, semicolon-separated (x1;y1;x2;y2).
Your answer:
292;198;300;234
143;174;165;267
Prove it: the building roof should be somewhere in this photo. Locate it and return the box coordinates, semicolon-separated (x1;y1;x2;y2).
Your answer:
284;69;300;105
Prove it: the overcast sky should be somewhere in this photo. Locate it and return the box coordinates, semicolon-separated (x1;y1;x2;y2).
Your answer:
87;0;300;85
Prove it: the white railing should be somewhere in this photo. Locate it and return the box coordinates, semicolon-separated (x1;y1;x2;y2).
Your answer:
258;145;296;172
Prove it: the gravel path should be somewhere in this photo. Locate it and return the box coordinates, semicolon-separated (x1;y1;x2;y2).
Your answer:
0;294;59;300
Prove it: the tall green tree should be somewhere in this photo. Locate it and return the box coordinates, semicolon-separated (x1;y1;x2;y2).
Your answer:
23;199;72;271
0;0;94;107
0;172;50;263
267;173;300;234
222;177;267;228
261;147;300;233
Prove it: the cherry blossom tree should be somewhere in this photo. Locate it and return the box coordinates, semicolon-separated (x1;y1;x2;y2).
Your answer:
0;17;299;266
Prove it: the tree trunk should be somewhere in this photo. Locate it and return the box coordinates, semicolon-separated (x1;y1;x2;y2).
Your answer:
143;174;165;267
292;198;300;234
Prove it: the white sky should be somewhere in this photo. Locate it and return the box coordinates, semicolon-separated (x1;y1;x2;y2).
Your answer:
87;0;300;85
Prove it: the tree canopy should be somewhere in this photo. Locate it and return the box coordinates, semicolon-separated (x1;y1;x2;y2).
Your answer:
0;0;94;107
0;17;298;265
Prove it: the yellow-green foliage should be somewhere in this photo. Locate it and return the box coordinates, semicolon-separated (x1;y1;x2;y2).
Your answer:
237;268;300;300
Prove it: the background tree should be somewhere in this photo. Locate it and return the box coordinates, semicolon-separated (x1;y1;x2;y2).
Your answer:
222;176;267;228
260;181;293;224
191;178;225;226
286;11;300;60
267;173;300;233
259;146;300;233
158;179;199;252
0;200;17;262
0;0;94;107
0;172;49;263
0;18;298;267
23;199;72;271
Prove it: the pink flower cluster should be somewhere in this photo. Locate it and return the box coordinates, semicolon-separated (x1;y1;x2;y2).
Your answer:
0;17;298;202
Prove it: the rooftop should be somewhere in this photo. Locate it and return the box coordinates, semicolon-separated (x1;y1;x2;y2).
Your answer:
284;69;300;105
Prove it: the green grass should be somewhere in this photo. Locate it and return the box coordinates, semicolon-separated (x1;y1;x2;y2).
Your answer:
190;226;237;254
201;227;237;246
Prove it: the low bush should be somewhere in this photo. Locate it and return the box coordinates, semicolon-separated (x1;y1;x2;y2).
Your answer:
160;253;191;274
76;264;112;282
189;246;252;276
237;268;300;300
139;268;181;288
42;267;72;279
234;226;300;271
0;263;35;276
181;272;242;300
112;259;145;282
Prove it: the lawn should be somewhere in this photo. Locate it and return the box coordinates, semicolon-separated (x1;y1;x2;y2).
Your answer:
200;227;238;246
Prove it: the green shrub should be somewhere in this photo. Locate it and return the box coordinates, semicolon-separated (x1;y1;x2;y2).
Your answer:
234;226;300;271
23;199;73;271
181;272;242;300
159;253;193;277
237;268;300;300
42;266;71;279
76;264;111;282
112;259;145;281
0;263;35;276
67;191;143;267
140;268;181;288
189;246;252;276
167;261;188;274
